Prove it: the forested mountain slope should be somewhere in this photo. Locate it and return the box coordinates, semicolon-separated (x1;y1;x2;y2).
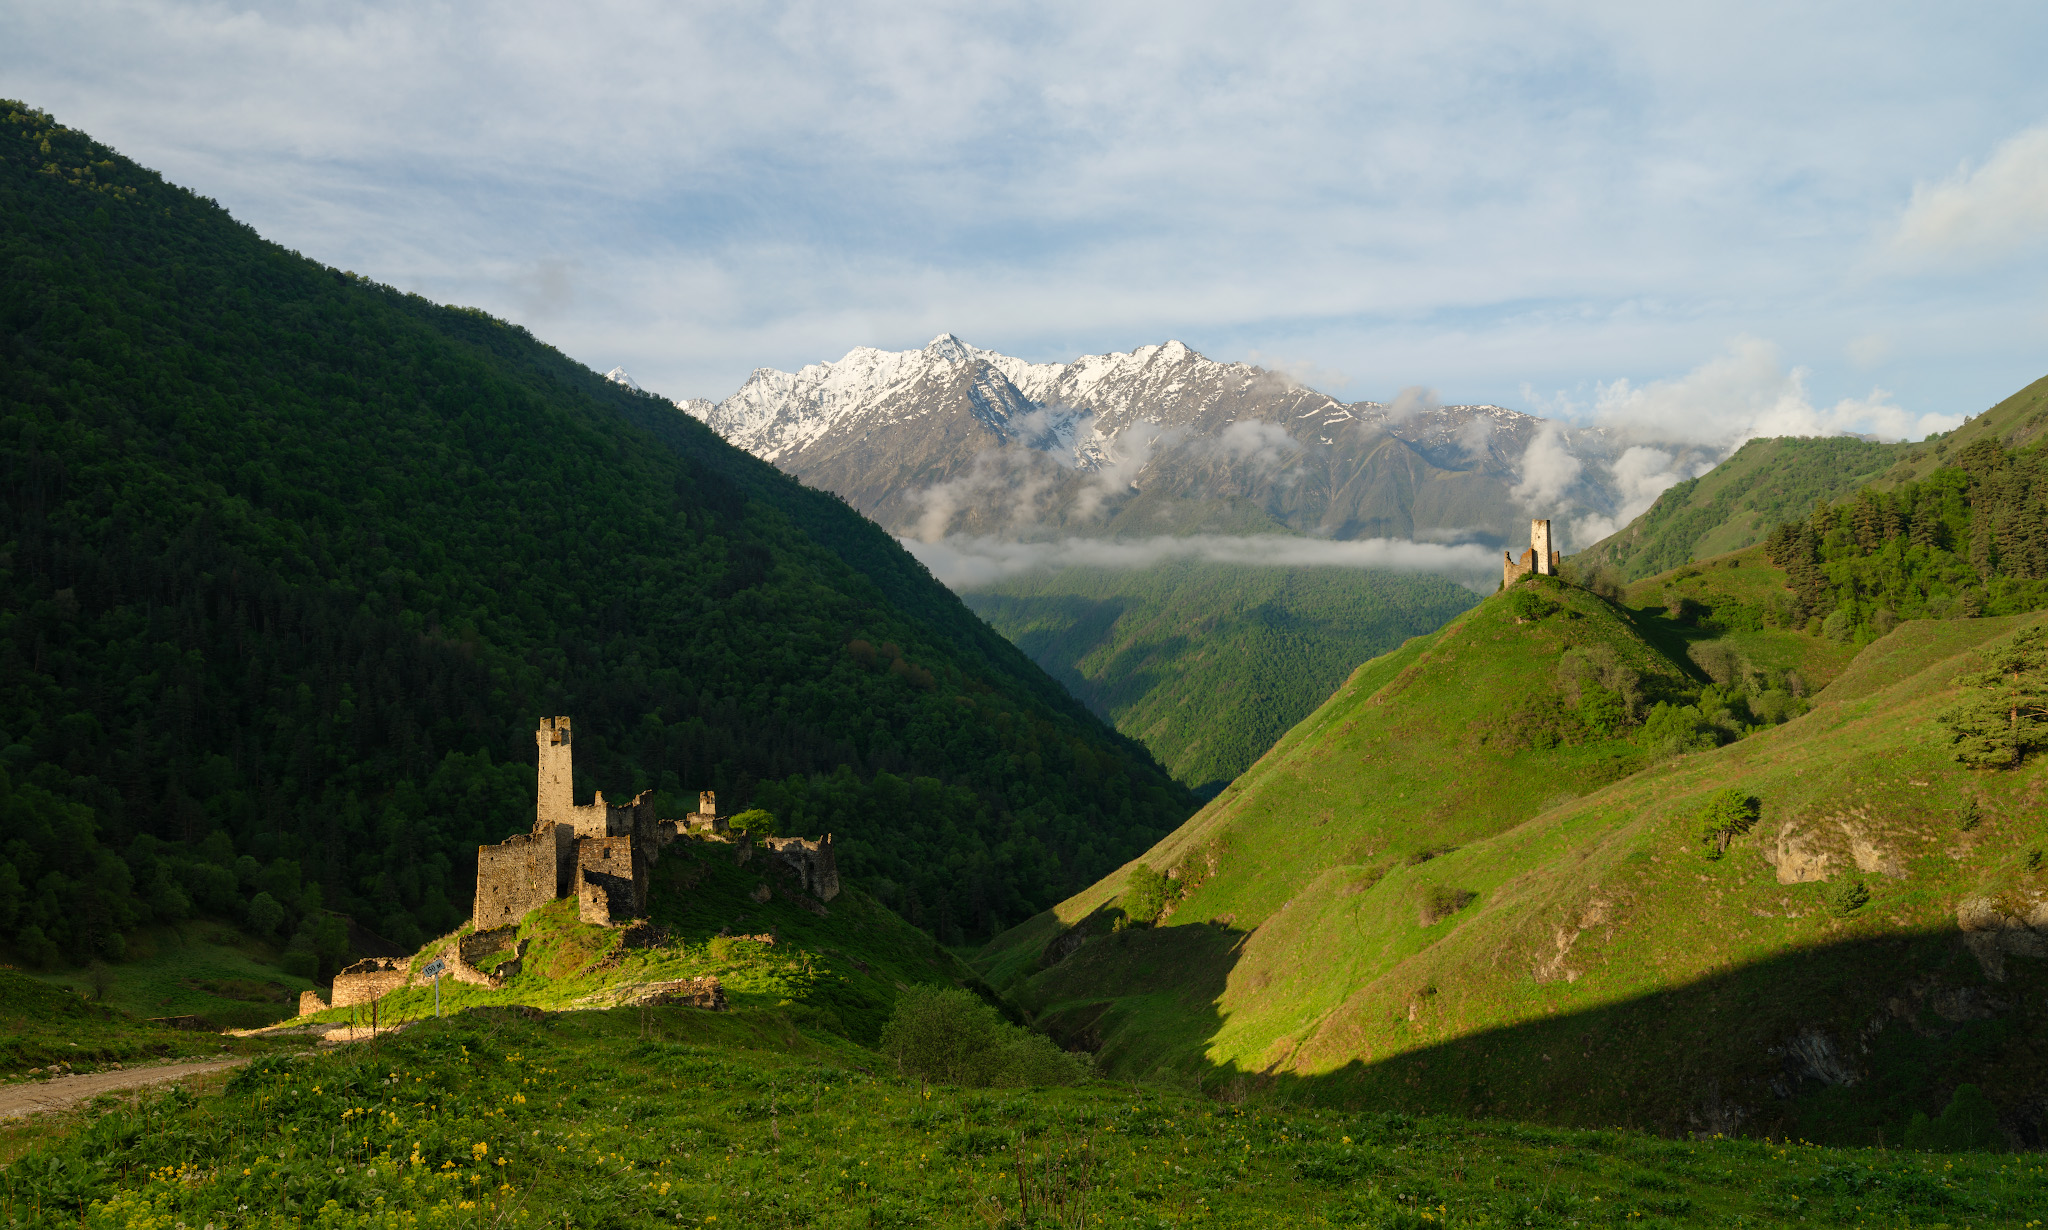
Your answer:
977;534;2048;1142
1572;436;1901;581
1574;373;2048;582
0;101;1192;973
961;563;1479;792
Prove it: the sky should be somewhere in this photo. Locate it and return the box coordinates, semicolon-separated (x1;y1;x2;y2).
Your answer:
7;1;2048;436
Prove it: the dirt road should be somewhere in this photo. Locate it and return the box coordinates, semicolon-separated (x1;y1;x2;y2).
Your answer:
0;1058;250;1120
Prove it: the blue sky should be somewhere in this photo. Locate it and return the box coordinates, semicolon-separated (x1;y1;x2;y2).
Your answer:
6;1;2048;439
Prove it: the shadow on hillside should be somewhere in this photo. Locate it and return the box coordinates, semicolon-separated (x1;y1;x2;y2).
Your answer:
1035;919;2048;1148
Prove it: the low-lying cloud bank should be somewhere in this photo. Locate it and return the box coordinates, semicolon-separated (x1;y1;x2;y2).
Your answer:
901;534;1501;591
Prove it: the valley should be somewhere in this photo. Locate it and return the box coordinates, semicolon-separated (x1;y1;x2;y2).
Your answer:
960;562;1480;792
3;92;2048;1230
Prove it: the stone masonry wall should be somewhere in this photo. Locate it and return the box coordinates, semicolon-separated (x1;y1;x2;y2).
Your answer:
331;957;409;1008
474;828;561;927
577;835;645;926
536;716;574;826
764;834;840;902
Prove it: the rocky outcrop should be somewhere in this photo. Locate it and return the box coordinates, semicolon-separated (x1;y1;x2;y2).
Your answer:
1956;892;2048;980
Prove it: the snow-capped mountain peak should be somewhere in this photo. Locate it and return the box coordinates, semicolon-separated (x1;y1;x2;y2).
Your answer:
604;367;642;391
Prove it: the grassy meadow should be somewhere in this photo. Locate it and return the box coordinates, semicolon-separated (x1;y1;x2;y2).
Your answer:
5;1004;2043;1229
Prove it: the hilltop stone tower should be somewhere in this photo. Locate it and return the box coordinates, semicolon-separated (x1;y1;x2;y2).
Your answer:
536;716;575;826
1503;519;1562;587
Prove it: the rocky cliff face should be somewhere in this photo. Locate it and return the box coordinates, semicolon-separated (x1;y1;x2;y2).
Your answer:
685;335;1709;551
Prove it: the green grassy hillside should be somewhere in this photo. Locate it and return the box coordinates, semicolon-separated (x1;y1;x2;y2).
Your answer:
6;1006;2041;1229
960;563;1480;791
1574;436;1902;582
1573;369;2048;584
975;577;1717;1059
0;99;1192;974
0;967;291;1075
977;555;2048;1144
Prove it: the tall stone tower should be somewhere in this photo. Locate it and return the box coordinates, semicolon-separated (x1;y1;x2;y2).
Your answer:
1502;519;1563;587
536;717;574;826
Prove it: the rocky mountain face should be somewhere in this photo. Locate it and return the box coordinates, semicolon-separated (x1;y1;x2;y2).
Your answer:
682;335;1712;552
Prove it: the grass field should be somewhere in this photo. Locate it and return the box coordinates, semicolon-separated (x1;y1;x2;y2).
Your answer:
5;1004;2042;1228
24;923;318;1033
0;969;291;1076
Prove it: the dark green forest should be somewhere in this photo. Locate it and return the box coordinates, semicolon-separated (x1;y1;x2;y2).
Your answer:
1765;436;2048;640
0;102;1192;972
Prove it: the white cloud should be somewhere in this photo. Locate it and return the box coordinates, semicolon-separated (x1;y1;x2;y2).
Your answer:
902;534;1500;591
1889;123;2048;265
1384;386;1442;423
1211;419;1303;469
1584;337;1960;446
1509;421;1583;509
5;2;2046;418
1513;337;1965;548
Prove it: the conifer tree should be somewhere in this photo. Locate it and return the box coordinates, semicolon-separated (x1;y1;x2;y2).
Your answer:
1938;627;2048;768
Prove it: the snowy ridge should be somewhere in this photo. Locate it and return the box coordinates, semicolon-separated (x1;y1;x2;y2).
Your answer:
662;333;1703;549
684;333;1535;468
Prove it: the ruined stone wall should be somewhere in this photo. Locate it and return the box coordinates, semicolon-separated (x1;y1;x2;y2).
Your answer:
765;834;840;902
577;835;645;926
448;926;527;987
474;828;560;927
459;926;520;966
298;989;329;1017
331;957;409;1008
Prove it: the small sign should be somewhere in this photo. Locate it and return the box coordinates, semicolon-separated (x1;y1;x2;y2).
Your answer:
421;958;446;979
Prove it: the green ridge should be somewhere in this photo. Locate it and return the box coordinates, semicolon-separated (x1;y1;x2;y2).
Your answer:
960;562;1480;791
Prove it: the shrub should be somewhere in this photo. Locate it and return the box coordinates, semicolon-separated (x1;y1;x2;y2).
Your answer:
1121;864;1179;927
1903;1084;2004;1152
878;985;1086;1088
727;808;778;838
277;950;317;979
245;891;284;938
1641;703;1720;756
1416;886;1476;926
1695;788;1760;859
1506;587;1559;622
1829;878;1870;915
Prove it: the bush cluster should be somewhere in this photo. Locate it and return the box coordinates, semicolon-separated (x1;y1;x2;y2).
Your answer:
877;985;1086;1087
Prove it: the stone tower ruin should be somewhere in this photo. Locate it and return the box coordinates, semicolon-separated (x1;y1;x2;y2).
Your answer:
1503;519;1562;587
535;716;575;826
470;717;839;931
